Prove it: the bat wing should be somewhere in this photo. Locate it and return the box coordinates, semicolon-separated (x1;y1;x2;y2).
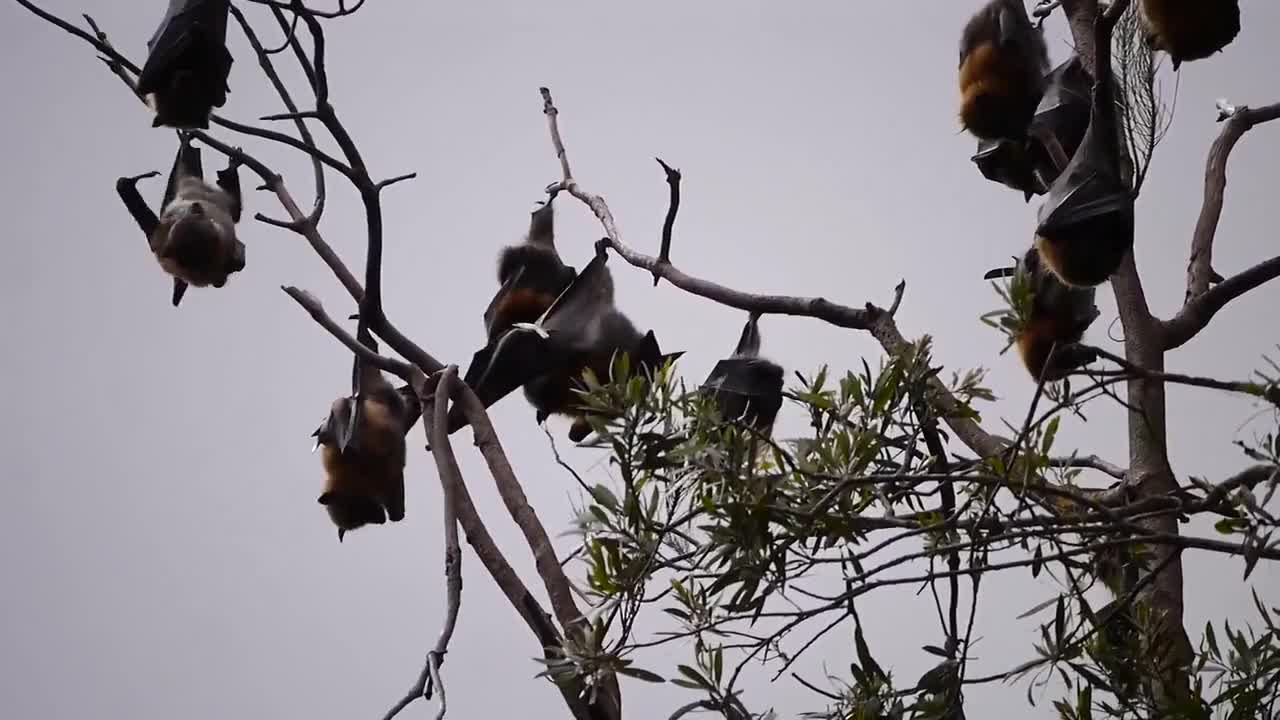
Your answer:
163;136;203;208
701;357;785;429
214;157;242;223
136;0;233;127
733;314;762;358
171;278;189;306
538;252;612;346
395;384;423;435
972;138;1043;201
138;0;232;91
1035;103;1133;236
482;266;524;338
311;397;353;453
449;328;562;432
1027;55;1092;174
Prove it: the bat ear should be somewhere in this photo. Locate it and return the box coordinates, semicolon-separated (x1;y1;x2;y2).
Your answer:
337;528;346;543
171;278;189;306
318;492;335;505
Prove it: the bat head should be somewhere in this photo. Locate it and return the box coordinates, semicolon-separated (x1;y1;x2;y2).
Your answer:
317;491;387;543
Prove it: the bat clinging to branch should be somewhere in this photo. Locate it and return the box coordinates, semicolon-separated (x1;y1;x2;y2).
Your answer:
116;134;245;306
135;0;234;129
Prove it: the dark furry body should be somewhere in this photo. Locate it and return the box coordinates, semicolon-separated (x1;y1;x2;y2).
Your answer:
315;372;416;541
1140;0;1240;69
958;0;1050;140
1012;248;1099;381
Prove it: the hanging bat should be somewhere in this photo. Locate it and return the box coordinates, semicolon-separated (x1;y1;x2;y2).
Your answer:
312;338;421;542
116;134;246;306
1139;0;1241;71
483;192;578;342
985;246;1099;382
1026;55;1093;181
452;245;681;441
958;0;1050;141
700;313;785;434
135;0;234;129
971;137;1045;202
1033;75;1135;288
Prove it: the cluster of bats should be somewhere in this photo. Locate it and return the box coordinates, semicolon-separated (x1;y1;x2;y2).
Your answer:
957;0;1240;382
101;0;1242;540
103;3;787;542
311;196;786;541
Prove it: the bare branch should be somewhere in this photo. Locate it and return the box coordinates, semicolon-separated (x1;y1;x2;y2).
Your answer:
406;370;611;720
1048;454;1129;481
384;373;462;720
281;286;418;382
653;157;682;286
229;4;326;224
1179;102;1280;308
1086;345;1280;408
450;382;624;719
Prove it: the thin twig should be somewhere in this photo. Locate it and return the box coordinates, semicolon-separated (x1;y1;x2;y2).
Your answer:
653;157;682;286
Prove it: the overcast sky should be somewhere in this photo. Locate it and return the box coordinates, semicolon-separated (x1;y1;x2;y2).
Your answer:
3;1;1278;718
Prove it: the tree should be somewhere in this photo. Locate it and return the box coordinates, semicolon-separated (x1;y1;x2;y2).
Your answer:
11;0;1279;718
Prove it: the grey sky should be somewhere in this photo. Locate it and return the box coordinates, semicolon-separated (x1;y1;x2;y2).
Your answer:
3;1;1278;718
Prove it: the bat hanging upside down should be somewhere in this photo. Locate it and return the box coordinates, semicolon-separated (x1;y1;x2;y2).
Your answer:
135;0;235;129
116;133;246;307
312;346;421;542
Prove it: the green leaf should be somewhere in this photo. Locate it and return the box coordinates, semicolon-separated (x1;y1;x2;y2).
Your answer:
676;664;714;690
616;666;665;683
855;624;885;682
590;483;620;511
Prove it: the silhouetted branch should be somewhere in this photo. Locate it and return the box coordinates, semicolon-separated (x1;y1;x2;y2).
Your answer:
1086;345;1280;408
282;286;419;382
384;372;462;720
1176;101;1280;311
653;157;682;286
449;380;623;720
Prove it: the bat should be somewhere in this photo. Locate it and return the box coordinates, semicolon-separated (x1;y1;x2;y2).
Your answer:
312;336;422;542
971;137;1046;202
958;0;1050;141
1033;71;1135;288
1139;0;1241;71
985;246;1099;382
452;244;681;441
1026;55;1093;181
484;192;578;342
135;0;234;129
116;133;245;306
700;313;785;434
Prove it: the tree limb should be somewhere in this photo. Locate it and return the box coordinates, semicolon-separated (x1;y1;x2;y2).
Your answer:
1178;102;1280;310
384;371;462;720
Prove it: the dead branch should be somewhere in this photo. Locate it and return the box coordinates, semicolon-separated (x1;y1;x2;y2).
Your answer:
653;157;682;286
1164;253;1280;350
1086;345;1280;408
384;372;463;720
1178;101;1280;309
